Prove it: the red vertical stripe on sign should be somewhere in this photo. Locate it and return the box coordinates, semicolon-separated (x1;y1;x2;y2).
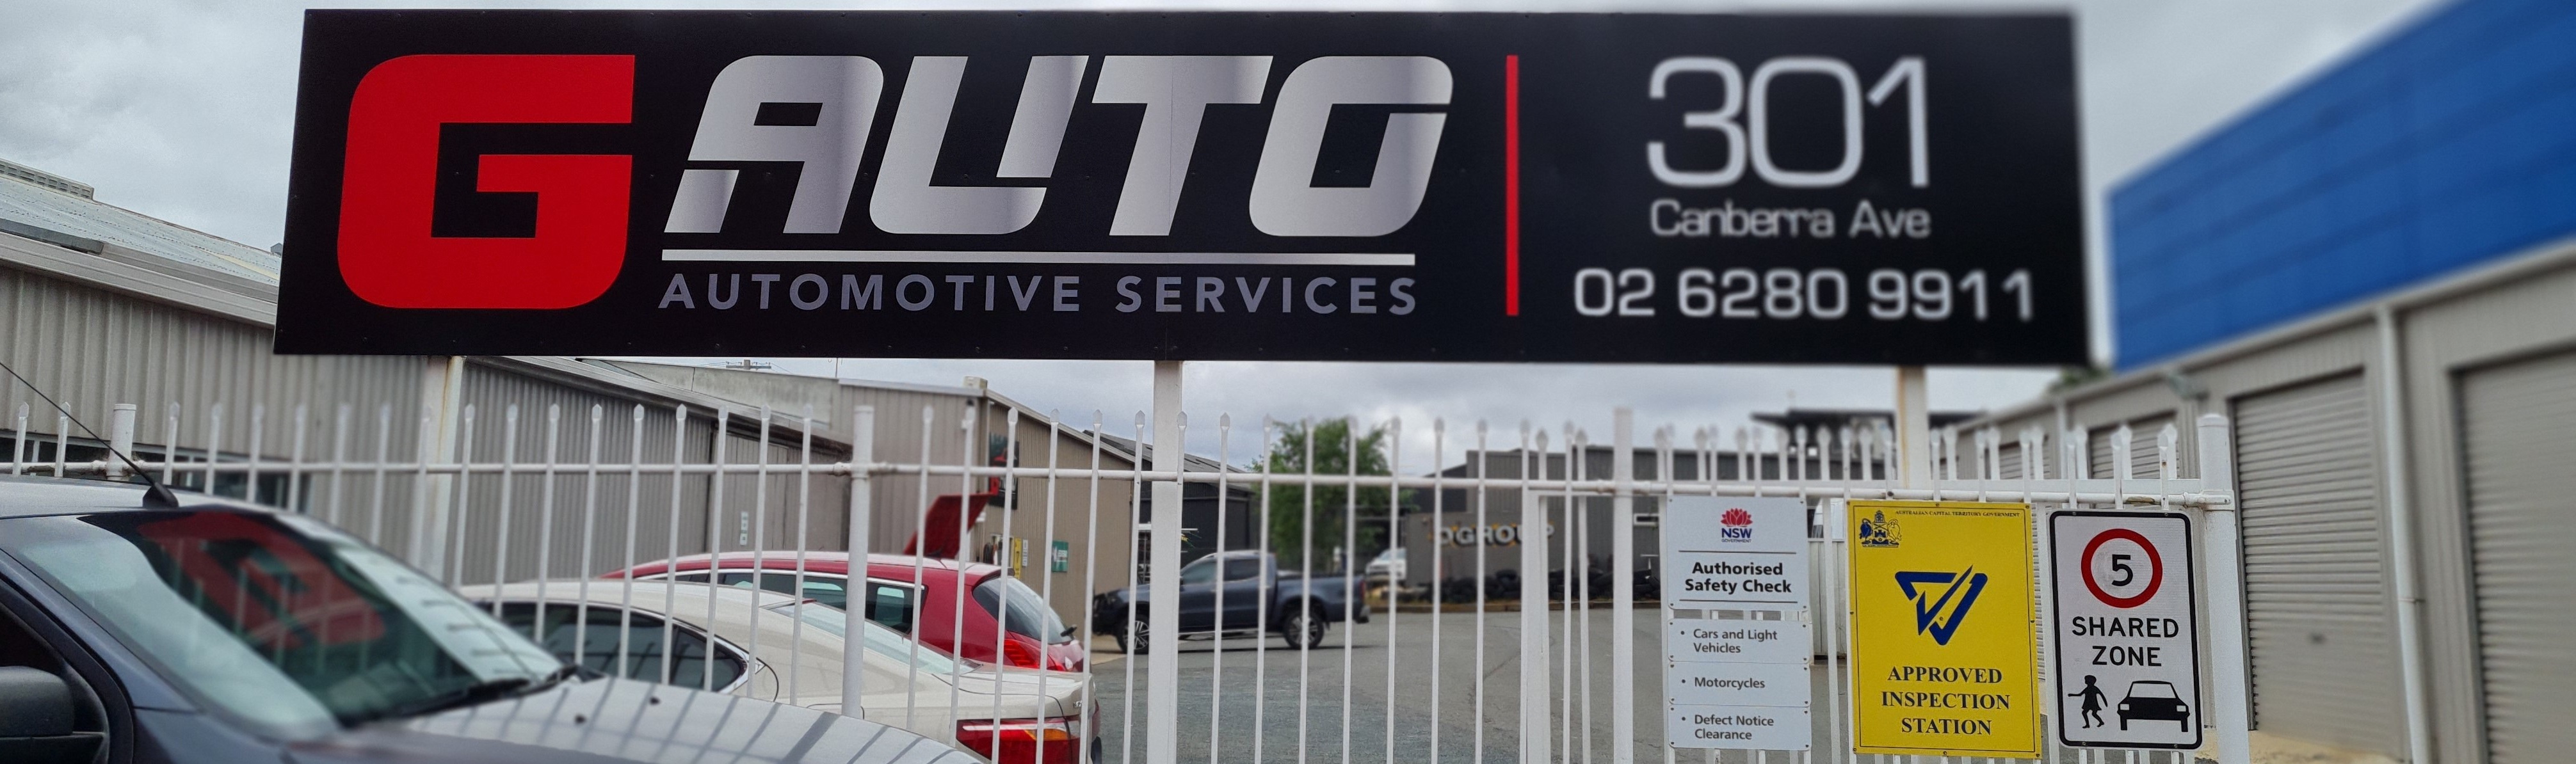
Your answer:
1504;54;1522;316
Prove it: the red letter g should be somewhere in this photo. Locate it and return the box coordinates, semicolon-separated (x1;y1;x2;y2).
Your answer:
337;54;634;308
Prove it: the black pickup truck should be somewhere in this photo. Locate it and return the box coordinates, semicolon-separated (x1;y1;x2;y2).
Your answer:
0;475;969;764
1091;550;1367;652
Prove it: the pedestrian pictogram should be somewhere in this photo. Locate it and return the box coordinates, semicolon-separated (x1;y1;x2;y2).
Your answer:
2050;512;2203;750
2068;675;2109;729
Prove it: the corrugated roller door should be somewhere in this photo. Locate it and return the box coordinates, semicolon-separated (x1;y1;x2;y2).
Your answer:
2459;351;2576;763
2085;416;2173;479
2130;416;2173;479
2089;431;2113;479
2232;375;2401;756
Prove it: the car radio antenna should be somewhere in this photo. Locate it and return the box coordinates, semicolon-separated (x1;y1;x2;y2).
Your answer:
0;360;181;508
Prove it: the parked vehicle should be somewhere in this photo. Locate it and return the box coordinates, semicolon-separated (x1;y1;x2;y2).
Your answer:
458;581;1094;763
609;552;1084;672
1362;547;1407;583
0;475;970;764
1089;550;1367;652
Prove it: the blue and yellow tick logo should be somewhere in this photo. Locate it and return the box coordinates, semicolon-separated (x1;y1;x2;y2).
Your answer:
1896;568;1988;646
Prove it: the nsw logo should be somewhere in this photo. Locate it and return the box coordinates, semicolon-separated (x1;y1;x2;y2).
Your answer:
1895;568;1988;646
1719;507;1755;542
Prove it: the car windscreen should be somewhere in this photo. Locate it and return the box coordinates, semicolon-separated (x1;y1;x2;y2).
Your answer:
3;511;561;737
972;575;1070;644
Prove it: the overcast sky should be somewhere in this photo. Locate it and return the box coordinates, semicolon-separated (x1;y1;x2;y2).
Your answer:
0;0;2443;465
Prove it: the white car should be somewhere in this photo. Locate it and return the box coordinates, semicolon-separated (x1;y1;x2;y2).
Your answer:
1364;547;1408;583
457;581;1093;763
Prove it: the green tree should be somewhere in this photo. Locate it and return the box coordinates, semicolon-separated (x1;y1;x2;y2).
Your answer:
2047;363;2110;394
1262;418;1402;571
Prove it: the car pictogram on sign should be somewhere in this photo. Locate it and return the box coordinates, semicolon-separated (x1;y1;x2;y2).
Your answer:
2116;681;2191;731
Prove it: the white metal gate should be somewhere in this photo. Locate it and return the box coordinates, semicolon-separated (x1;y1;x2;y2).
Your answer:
6;400;2248;764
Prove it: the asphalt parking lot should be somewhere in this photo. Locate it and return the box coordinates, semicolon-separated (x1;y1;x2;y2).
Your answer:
1082;609;2196;764
1085;608;1714;763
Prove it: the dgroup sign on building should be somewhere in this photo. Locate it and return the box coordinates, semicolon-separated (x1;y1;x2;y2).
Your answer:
275;11;2083;363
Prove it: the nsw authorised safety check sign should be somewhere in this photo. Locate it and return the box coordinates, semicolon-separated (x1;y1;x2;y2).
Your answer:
1661;496;1810;752
1847;500;2040;759
2050;511;2202;750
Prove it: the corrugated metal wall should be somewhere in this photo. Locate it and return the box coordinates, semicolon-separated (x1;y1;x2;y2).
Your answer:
711;429;850;565
442;366;721;584
1;264;424;461
539;364;1148;611
0;263;878;586
440;365;860;584
838;383;982;555
979;410;1138;624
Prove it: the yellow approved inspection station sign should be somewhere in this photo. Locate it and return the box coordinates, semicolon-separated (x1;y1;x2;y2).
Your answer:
1847;500;2040;758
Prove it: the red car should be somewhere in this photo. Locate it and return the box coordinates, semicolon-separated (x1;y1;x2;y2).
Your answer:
609;552;1086;672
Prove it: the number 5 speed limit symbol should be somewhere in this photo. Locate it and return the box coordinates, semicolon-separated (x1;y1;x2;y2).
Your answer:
2050;512;2202;750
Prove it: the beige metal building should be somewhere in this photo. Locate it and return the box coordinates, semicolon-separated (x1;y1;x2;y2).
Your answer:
599;360;1140;621
0;157;855;586
0;157;1133;628
1960;2;2576;758
1961;246;2576;763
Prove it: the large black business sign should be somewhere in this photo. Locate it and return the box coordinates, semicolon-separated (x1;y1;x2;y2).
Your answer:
277;11;2083;363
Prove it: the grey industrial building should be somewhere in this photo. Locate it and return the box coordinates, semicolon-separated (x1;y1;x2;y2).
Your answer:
1961;1;2576;760
1399;433;1897;596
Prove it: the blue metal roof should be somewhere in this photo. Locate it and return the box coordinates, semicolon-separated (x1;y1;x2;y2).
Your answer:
2110;0;2576;369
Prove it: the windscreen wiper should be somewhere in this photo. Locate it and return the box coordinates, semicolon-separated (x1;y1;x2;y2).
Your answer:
355;665;576;724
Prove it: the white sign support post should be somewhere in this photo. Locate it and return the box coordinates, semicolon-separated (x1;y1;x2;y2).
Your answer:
1660;496;1812;752
1145;360;1182;764
2196;413;2255;764
2050;511;2203;751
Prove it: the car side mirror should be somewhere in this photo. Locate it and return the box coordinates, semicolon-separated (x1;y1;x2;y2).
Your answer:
0;667;102;764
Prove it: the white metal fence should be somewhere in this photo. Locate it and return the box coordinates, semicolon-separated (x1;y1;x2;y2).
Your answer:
4;399;2242;764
